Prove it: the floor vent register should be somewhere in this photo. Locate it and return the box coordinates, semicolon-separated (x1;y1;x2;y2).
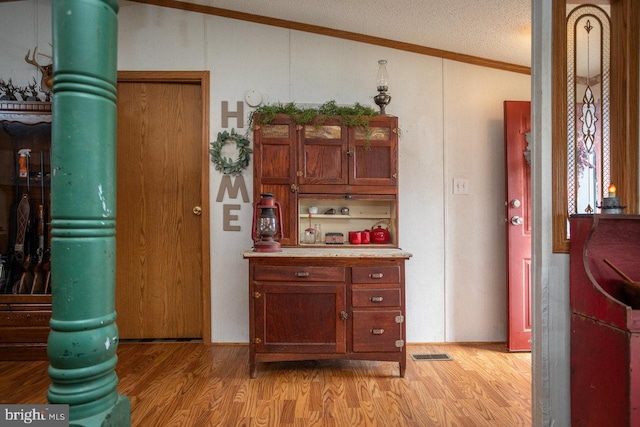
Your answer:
410;353;452;361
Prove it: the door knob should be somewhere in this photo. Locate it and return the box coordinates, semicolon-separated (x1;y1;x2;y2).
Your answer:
192;206;202;216
510;215;524;226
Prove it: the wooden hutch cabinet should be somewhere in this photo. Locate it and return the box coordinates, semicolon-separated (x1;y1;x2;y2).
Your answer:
245;114;411;378
0;101;52;360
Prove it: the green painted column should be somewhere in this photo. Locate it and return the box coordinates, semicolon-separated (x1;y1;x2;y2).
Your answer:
48;0;130;425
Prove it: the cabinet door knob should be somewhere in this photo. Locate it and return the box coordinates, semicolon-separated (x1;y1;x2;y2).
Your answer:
371;328;385;335
346;151;354;157
370;296;384;303
340;311;349;320
192;206;202;216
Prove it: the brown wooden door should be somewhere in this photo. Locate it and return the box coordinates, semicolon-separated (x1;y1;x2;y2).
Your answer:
504;101;532;352
115;74;209;339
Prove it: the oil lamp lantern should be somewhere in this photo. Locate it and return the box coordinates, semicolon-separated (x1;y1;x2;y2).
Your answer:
374;59;391;115
252;193;283;252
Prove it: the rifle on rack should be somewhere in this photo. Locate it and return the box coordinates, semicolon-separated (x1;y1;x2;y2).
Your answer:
12;149;32;294
0;255;9;293
31;152;47;294
43;149;51;294
31;205;45;294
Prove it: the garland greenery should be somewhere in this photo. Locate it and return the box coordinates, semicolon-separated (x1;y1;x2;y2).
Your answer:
249;100;378;128
248;100;379;150
210;129;252;176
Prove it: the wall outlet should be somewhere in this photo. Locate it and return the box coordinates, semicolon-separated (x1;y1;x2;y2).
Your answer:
453;178;469;195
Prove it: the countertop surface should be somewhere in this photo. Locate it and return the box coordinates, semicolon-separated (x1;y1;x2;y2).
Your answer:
242;247;413;259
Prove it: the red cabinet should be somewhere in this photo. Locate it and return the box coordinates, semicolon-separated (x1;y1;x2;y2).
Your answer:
570;214;640;426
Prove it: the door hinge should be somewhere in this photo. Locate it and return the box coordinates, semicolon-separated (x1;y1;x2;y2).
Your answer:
296;171;303;177
252;291;262;299
395;339;405;348
395;315;404;324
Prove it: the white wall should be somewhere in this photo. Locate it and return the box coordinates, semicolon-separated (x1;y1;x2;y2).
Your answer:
0;0;52;89
0;0;531;345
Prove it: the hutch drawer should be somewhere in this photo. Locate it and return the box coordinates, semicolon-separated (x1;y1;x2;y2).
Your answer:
253;265;346;282
352;287;401;308
352;310;403;352
351;265;400;284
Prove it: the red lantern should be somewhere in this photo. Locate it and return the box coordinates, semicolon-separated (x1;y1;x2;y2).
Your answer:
251;193;283;252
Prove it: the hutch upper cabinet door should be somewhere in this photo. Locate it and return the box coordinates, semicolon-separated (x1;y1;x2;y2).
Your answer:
298;118;348;187
349;116;398;190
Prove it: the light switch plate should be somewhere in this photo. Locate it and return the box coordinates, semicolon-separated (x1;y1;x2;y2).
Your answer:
453;178;469;195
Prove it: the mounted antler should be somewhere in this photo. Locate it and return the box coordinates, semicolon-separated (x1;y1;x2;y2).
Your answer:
25;46;53;93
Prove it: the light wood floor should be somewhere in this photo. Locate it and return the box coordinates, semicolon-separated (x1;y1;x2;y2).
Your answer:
0;342;531;426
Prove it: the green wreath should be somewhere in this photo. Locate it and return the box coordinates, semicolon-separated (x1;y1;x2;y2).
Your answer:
210;129;252;176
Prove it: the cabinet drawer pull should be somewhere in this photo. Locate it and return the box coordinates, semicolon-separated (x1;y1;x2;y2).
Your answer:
369;273;384;279
370;296;384;303
295;272;310;277
371;328;385;335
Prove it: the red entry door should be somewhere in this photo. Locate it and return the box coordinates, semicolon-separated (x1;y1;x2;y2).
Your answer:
504;101;532;352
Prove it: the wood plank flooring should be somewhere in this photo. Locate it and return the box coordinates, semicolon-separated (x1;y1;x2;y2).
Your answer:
0;342;531;426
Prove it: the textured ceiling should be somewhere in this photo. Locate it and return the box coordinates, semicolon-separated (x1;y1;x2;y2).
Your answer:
190;0;532;67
